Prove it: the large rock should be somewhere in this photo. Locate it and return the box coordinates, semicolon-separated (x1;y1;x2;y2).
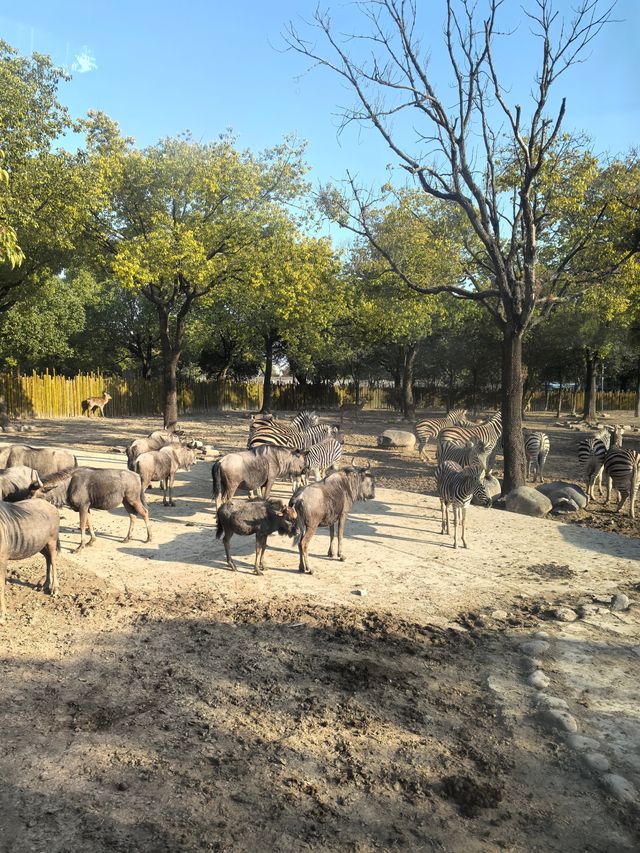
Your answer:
471;473;502;505
505;486;552;518
537;481;588;510
377;429;416;450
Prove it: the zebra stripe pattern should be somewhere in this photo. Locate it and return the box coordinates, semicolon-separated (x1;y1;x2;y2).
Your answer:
603;448;640;519
577;436;607;500
523;431;550;483
438;412;502;453
415;409;468;457
435;461;491;549
436;439;490;474
292;437;344;491
248;421;335;450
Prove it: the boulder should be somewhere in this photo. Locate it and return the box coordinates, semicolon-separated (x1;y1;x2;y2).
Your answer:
377;429;417;450
505;486;553;518
537;482;588;510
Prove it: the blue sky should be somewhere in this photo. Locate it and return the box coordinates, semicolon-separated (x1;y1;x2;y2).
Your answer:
1;0;638;197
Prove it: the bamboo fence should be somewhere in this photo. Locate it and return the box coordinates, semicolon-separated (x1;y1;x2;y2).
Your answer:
0;370;636;419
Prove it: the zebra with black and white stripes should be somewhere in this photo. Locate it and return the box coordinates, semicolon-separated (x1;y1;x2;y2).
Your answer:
438;412;502;454
577;435;607;501
435;461;492;549
292;436;344;490
436;439;490;474
603;447;640;519
248;421;336;450
414;409;468;458
523;430;550;483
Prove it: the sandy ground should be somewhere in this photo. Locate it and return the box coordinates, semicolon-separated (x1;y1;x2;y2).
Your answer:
1;411;639;851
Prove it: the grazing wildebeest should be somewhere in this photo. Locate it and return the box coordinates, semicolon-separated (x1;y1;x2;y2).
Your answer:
0;500;60;621
289;461;375;574
212;446;306;508
134;444;196;506
216;498;298;575
30;467;150;551
127;430;181;469
81;390;112;417
0;444;77;477
0;465;42;501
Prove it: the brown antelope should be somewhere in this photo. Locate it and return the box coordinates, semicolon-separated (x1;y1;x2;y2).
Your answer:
339;400;366;426
81;390;112;417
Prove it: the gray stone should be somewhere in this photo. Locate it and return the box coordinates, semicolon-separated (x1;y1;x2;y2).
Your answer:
505;487;553;518
537;481;588;510
528;670;550;689
535;694;569;711
540;708;578;733
534;631;550;639
552;606;578;623
567;734;601;751
520;640;550;655
610;593;630;612
602;774;638;805
583;752;610;773
491;609;508;620
377;429;417;449
353;588;368;596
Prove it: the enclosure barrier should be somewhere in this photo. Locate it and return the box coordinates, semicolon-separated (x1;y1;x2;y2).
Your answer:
0;371;636;419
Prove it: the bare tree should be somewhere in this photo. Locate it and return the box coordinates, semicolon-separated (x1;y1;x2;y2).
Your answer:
285;0;616;490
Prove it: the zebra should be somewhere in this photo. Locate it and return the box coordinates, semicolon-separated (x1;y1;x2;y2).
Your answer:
435;461;492;549
438;412;502;454
523;430;550;483
414;409;468;458
577;436;607;501
292;436;344;491
603;447;640;519
248;410;318;443
436;439;490;474
248;420;335;450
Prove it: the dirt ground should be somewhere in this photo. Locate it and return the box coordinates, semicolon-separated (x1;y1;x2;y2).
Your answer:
1;410;640;852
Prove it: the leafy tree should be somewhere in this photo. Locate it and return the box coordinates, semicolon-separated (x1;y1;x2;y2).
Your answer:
286;0;623;490
0;41;89;310
86;119;309;427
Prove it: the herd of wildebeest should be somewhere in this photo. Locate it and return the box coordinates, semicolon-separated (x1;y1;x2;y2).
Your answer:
0;405;638;621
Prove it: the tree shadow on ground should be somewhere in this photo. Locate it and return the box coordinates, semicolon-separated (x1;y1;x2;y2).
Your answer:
2;596;638;852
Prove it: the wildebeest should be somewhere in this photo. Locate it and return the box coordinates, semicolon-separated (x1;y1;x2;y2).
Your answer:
134;444;197;506
126;430;181;469
0;500;60;621
289;461;375;574
29;467;150;551
0;444;77;477
0;465;42;501
81;390;112;417
216;498;298;575
212;446;306;508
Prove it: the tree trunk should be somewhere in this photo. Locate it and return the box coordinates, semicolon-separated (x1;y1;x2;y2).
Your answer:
635;356;640;419
556;367;563;418
162;351;180;430
501;327;526;493
261;334;274;413
470;367;479;416
401;344;418;420
543;382;550;411
583;352;598;421
217;368;229;408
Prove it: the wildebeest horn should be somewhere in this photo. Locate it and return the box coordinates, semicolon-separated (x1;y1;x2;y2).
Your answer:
351;456;357;466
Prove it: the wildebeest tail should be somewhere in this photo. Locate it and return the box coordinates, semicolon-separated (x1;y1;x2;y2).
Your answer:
211;461;223;502
291;501;305;545
215;510;223;540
